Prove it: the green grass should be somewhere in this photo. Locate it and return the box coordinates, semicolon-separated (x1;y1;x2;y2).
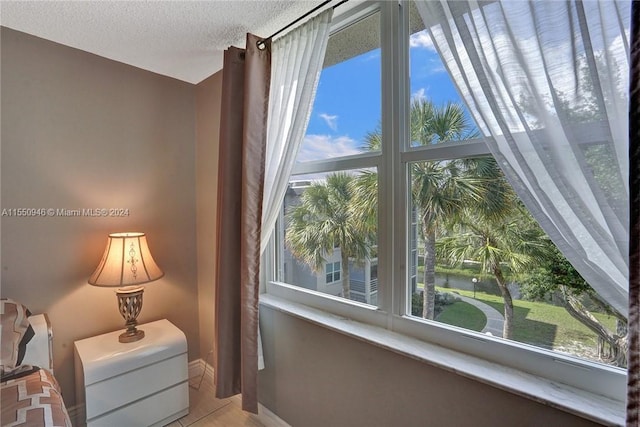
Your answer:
435;301;486;332
439;287;618;351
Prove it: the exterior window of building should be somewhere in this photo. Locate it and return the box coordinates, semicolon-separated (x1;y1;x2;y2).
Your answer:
325;261;341;284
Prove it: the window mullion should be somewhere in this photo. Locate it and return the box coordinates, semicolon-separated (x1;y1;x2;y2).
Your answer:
378;0;407;321
395;0;411;320
377;0;393;318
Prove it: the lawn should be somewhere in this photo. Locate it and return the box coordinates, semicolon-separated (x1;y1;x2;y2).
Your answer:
436;287;618;354
435;301;486;332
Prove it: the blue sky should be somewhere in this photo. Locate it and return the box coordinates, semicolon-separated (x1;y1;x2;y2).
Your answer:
297;30;468;163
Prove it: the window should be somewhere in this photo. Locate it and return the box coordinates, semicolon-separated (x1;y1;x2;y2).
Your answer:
325;261;341;284
275;7;381;306
266;0;626;404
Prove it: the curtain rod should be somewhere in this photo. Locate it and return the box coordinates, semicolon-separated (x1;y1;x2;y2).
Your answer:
257;0;349;50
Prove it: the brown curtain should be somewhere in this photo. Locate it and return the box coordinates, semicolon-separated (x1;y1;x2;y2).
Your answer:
214;33;271;414
628;2;639;425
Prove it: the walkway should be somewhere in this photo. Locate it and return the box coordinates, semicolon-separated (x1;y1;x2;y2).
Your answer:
444;292;505;337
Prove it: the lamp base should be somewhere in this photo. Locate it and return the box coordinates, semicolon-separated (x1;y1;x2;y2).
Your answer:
119;329;145;343
116;285;145;343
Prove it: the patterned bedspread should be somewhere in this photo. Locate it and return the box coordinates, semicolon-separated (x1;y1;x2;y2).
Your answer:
1;368;72;427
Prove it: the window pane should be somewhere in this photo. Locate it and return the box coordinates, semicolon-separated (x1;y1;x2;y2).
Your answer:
296;11;381;163
276;11;381;307
408;1;478;148
406;2;624;369
278;168;378;306
408;155;623;368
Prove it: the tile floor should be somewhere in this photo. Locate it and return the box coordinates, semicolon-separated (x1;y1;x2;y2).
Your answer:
165;367;288;427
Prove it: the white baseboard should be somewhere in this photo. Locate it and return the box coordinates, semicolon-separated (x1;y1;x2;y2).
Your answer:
188;357;214;381
187;358;289;427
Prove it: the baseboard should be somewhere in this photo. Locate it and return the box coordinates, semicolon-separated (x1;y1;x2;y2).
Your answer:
188;357;214;381
186;358;290;427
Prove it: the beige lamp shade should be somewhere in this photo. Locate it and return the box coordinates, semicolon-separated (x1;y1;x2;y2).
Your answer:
89;232;164;287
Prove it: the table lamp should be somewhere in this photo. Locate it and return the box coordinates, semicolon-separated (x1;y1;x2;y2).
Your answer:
88;232;164;343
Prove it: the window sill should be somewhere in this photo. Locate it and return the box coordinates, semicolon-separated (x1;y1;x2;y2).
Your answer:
259;293;625;427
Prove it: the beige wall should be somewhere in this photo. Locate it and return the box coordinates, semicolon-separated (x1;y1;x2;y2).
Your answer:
258;307;604;426
1;28;199;407
195;71;222;361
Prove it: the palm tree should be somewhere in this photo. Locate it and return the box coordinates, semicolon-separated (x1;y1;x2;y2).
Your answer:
411;99;477;145
285;172;373;300
409;99;480;319
361;99;481;319
350;170;378;238
437;199;552;339
413;160;472;318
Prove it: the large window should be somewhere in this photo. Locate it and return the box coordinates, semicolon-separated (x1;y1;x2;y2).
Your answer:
276;8;381;306
267;0;626;403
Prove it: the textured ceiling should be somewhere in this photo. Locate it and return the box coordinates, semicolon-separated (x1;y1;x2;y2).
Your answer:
0;0;326;84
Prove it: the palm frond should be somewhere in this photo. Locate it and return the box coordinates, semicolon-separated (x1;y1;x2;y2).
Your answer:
285;172;374;274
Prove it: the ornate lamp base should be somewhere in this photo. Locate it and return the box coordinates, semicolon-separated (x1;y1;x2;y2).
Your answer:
116;285;145;343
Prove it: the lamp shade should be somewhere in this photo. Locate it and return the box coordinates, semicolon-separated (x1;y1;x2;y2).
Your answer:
88;232;164;287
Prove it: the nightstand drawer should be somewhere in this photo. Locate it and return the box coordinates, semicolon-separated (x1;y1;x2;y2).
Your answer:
75;320;189;427
88;381;189;427
86;352;188;419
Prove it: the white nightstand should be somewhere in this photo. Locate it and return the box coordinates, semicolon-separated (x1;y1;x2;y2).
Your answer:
74;319;189;427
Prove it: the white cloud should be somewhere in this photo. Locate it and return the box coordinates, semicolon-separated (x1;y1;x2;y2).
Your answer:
410;30;435;51
319;113;338;131
427;61;446;75
411;87;428;101
297;135;361;163
413;58;446;77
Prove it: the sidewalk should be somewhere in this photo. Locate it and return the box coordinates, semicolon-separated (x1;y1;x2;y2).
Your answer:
445;292;505;337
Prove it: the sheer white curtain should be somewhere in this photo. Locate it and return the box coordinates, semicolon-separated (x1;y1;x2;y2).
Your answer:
256;8;332;370
261;8;333;254
416;0;631;316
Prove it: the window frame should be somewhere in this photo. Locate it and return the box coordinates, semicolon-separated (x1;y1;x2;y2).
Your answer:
262;0;627;405
325;261;341;284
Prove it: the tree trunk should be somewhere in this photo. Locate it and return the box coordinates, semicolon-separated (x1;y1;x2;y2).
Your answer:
589;291;628;325
341;252;350;300
422;229;436;320
493;267;514;340
558;287;627;367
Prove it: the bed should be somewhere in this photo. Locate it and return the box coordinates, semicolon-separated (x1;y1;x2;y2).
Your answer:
1;299;72;427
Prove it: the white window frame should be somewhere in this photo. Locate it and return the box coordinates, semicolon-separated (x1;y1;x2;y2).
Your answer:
262;0;626;408
325;261;341;284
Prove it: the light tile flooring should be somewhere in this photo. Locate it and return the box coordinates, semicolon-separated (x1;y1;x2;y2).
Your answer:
166;367;288;427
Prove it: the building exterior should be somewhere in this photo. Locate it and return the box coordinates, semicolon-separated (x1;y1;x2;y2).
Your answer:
278;180;416;305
